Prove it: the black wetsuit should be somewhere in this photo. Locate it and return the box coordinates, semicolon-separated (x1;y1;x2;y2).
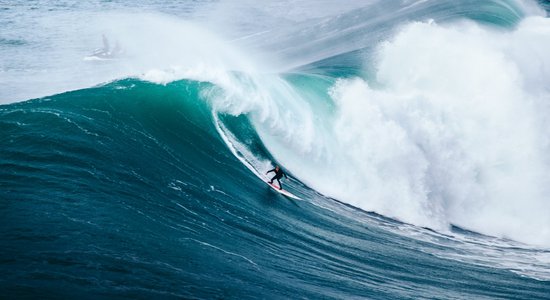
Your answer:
267;168;288;190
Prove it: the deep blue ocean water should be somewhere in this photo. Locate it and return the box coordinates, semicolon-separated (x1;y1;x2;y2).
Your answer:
2;1;550;299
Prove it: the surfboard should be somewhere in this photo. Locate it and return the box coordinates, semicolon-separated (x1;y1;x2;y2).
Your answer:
266;181;301;200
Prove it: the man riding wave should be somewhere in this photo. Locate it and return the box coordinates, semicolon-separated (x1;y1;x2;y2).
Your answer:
266;165;287;190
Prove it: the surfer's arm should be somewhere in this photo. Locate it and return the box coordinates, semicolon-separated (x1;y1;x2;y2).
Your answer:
266;169;275;174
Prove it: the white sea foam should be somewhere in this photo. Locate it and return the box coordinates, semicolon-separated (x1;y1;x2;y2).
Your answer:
251;17;550;247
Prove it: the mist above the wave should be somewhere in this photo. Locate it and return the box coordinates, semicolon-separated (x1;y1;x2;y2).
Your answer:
83;11;272;85
2;10;251;103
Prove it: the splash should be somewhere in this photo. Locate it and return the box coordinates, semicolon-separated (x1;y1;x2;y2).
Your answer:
250;17;550;246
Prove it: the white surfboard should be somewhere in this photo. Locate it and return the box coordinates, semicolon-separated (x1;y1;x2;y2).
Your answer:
266;181;301;200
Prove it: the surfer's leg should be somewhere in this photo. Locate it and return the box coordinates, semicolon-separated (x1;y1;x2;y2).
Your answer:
276;178;282;190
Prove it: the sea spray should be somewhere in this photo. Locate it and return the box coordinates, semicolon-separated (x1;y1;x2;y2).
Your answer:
252;18;550;246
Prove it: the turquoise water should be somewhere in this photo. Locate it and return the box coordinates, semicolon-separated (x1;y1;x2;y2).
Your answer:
2;1;550;299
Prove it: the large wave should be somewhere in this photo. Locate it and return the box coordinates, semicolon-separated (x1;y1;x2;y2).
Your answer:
3;0;550;252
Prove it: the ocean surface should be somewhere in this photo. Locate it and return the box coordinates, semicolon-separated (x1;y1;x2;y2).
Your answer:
2;1;550;299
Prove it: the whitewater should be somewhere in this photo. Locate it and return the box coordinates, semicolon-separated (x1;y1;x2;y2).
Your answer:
2;0;550;299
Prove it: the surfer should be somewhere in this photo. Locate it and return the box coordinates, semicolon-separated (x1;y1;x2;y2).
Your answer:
266;165;288;190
